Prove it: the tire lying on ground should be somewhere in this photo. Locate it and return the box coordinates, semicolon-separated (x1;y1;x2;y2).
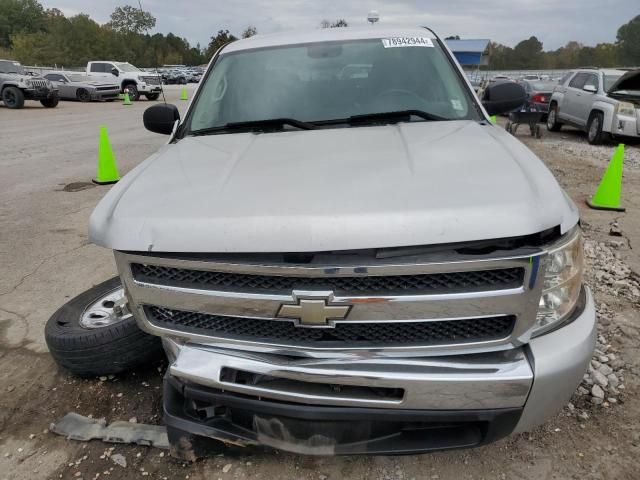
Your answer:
45;277;164;377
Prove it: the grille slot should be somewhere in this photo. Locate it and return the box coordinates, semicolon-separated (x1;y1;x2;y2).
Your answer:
132;264;524;295
142;76;160;85
146;306;515;347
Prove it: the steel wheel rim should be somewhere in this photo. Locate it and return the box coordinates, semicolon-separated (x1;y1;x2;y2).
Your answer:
547;109;555;129
80;287;132;329
4;91;16;106
589;117;599;141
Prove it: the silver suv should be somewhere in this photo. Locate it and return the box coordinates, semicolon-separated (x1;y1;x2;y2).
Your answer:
547;68;640;144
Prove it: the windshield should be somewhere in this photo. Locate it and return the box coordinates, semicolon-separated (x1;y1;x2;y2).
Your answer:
187;38;479;133
116;62;141;73
0;60;25;75
604;74;623;91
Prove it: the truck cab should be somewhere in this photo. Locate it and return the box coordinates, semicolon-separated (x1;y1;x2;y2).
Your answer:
86;61;161;101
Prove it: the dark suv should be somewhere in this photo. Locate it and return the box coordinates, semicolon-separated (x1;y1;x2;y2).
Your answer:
0;59;59;109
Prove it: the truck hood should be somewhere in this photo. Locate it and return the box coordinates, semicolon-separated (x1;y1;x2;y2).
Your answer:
89;121;578;253
1;73;41;81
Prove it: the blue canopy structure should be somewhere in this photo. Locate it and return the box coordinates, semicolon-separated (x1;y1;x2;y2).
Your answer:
444;39;490;66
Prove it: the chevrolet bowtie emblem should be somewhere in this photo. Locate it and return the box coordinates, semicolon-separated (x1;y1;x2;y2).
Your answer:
276;294;351;327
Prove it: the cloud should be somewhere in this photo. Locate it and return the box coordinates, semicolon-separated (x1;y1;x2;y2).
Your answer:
40;0;638;50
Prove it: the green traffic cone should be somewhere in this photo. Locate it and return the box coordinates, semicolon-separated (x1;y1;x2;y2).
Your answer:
180;87;188;101
93;126;120;185
490;115;497;124
586;144;625;212
123;92;132;105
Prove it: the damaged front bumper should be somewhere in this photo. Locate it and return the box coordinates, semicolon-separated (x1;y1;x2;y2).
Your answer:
160;287;595;456
163;374;523;455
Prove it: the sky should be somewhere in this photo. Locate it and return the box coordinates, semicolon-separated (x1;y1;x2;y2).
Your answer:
40;0;638;50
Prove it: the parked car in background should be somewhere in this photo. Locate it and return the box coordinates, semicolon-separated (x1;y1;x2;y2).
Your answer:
44;72;120;102
0;59;58;109
517;80;557;115
85;61;162;101
184;69;202;83
547;68;640;144
162;69;188;85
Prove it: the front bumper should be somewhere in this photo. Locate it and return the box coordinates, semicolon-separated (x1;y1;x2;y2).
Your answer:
610;112;639;138
137;83;162;93
23;88;58;100
162;287;595;455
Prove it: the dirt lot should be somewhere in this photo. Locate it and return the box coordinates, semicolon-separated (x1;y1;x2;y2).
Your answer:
1;89;640;480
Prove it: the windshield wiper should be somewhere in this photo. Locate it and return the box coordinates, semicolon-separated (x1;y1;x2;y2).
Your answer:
190;118;316;136
315;109;449;127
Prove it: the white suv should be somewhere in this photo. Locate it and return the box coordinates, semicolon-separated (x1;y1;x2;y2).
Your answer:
547;68;640;144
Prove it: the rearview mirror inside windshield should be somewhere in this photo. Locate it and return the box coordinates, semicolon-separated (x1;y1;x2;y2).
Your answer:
307;44;343;58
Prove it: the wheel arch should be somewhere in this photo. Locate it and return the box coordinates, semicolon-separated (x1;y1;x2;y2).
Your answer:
121;79;138;89
1;81;20;92
590;102;615;133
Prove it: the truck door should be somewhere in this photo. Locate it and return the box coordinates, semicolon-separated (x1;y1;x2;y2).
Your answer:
89;62;116;81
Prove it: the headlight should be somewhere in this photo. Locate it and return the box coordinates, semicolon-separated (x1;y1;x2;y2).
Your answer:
20;79;32;87
616;101;636;117
533;228;584;337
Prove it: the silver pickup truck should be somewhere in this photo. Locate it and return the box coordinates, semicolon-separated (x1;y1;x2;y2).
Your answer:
88;27;595;457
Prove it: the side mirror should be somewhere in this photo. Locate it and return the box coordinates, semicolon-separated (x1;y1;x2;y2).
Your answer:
583;84;597;94
111;67;119;77
143;104;180;135
481;81;527;116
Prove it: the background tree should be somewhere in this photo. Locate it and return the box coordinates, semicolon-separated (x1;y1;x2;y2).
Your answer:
242;26;257;38
0;0;45;48
107;5;156;34
206;29;237;58
616;15;640;66
321;19;348;28
445;35;461;40
511;36;543;69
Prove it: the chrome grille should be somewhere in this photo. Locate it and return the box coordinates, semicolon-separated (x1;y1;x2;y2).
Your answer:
116;250;543;356
131;263;524;295
146;306;516;347
142;76;160;85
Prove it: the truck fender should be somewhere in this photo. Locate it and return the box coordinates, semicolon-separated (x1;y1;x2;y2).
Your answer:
590;101;615;133
121;79;137;89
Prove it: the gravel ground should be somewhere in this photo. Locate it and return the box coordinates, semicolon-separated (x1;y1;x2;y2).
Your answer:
1;97;639;479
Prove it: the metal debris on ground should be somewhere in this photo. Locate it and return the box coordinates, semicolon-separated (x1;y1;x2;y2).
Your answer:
49;412;169;449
